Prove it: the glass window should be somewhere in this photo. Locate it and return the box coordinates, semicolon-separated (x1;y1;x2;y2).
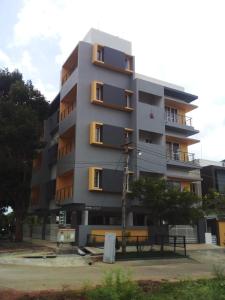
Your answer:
97;46;104;62
124;130;132;143
94;169;102;188
95;125;103;142
125;56;132;70
96;84;103;100
165;106;178;123
125;93;131;108
166;142;180;160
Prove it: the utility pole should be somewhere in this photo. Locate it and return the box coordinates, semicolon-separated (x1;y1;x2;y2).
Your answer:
121;138;131;254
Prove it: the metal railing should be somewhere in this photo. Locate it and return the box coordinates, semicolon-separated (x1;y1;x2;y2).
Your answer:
58;142;74;159
167;150;195;163
87;234;187;256
60;103;75;121
165;113;192;127
55;185;73;203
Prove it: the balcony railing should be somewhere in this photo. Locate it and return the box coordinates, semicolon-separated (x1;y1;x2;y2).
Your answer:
60;103;75;121
166;150;195;163
55;185;73;203
58;142;74;159
165;113;192;127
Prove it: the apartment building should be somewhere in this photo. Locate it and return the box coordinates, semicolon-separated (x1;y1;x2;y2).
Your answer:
197;159;225;195
29;29;201;245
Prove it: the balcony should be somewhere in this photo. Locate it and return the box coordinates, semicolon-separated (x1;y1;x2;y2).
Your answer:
55;170;74;204
165;113;192;126
165;113;199;136
60;102;75;121
55;185;73;204
61;46;78;86
166;150;199;169
58;141;74;160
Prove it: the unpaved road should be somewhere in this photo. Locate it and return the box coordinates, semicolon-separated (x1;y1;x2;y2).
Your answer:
0;257;213;291
0;245;225;291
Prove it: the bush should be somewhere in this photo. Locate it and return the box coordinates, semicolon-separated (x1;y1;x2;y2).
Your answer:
213;264;225;280
86;269;146;300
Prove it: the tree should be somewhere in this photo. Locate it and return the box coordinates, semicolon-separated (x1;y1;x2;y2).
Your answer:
0;69;49;241
202;189;225;216
130;177;203;226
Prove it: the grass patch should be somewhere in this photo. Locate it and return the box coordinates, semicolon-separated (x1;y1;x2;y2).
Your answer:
7;269;225;300
147;278;225;300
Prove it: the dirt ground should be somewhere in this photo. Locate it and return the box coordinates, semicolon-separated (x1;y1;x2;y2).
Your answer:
0;241;224;296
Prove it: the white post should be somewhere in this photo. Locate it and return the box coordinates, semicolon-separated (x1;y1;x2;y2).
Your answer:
127;212;133;226
82;210;89;225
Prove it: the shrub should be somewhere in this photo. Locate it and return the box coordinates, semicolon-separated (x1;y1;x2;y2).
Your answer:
86;269;146;300
213;264;225;280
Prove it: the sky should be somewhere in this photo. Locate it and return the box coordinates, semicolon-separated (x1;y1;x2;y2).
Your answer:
0;0;224;162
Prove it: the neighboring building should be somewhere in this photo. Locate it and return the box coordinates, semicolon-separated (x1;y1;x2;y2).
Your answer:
28;29;201;245
196;159;225;246
197;159;225;195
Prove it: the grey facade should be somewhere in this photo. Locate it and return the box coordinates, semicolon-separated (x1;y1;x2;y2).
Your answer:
30;29;201;244
200;163;225;195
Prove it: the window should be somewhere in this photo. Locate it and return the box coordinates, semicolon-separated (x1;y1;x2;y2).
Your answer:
166;106;178;123
166;142;180;160
89;167;103;191
94;169;102;188
125;56;132;70
125;90;132;108
139;130;162;145
167;181;181;191
96;83;103;100
90;122;103;145
124;129;133;144
97;46;104;62
95;124;103;143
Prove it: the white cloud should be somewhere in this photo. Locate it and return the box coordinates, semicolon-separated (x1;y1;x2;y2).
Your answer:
10;0;225;161
0;48;55;101
34;79;57;102
0;49;14;69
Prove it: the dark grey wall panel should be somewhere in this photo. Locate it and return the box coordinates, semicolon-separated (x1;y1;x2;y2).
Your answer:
197;218;206;243
103;84;126;107
102;169;123;193
48;110;59;135
102;124;124;147
48;144;58;166
104;46;126;69
46;179;56;202
216;170;225;193
138;79;164;98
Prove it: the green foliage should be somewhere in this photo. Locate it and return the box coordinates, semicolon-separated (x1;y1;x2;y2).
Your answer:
148;279;225;300
202;189;225;215
86;269;146;300
130;177;203;225
213;264;225;280
0;68;49;241
8;277;225;300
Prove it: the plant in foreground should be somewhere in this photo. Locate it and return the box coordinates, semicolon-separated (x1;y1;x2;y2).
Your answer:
86;268;146;300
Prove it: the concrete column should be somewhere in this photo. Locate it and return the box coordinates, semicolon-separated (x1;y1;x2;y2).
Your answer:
127;212;133;226
82;210;89;225
71;211;78;228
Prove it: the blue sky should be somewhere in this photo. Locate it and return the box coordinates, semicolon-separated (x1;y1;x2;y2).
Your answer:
0;0;225;162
